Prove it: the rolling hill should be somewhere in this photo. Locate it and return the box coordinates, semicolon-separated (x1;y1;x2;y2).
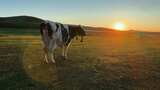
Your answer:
0;16;44;29
0;16;114;31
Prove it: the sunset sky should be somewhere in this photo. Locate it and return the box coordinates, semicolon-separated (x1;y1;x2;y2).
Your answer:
0;0;160;32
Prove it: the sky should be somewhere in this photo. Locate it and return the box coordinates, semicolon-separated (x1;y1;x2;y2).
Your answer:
0;0;160;32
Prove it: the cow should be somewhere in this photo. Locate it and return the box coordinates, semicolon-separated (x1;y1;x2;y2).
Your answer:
40;20;86;63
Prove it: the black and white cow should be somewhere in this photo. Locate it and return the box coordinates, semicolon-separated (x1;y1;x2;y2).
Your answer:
40;21;86;63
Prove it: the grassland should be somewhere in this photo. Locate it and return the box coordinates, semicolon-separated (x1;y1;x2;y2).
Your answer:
0;28;39;36
0;28;160;90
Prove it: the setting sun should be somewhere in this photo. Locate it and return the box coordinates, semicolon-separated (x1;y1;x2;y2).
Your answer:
113;22;126;31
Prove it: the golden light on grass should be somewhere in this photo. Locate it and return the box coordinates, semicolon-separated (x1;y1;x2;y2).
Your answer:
113;22;126;31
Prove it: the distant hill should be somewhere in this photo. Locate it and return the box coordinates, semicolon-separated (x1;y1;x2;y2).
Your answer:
0;15;115;31
0;16;44;29
84;26;115;31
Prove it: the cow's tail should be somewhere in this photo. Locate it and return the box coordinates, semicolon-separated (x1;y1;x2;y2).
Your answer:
40;23;46;36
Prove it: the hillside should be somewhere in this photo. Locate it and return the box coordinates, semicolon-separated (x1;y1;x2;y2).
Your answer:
84;26;115;31
0;16;114;31
0;16;44;29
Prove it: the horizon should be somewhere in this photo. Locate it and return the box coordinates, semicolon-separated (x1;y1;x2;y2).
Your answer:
0;0;160;32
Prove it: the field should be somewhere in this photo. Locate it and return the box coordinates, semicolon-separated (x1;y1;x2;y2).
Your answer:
0;28;160;90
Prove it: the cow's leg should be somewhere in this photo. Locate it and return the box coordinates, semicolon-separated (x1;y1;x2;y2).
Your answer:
44;54;49;63
63;42;71;59
61;46;67;60
48;41;57;63
43;47;49;63
64;46;69;59
62;45;66;57
48;51;55;63
47;49;56;63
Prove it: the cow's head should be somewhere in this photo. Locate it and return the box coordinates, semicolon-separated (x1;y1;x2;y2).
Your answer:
76;25;86;42
40;22;53;39
77;25;86;36
69;25;86;42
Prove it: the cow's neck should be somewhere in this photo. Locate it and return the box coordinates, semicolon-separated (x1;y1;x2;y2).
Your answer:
69;29;78;39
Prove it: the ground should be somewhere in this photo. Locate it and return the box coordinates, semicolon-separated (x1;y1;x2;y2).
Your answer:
0;29;160;90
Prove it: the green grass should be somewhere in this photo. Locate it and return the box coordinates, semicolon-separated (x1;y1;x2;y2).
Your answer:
0;28;39;36
0;31;160;90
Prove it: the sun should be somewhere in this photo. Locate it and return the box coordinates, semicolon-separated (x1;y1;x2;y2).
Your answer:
113;22;126;31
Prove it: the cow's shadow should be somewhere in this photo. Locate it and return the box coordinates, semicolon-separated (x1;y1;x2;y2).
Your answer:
0;45;47;90
53;56;103;90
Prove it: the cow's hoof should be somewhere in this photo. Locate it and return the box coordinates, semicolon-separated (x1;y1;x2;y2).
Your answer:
52;62;56;64
62;56;67;60
51;60;56;64
43;61;49;64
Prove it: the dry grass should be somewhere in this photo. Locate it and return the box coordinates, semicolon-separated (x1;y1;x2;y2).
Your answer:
0;31;160;90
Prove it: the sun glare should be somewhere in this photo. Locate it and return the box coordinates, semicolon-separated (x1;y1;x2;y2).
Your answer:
114;22;126;31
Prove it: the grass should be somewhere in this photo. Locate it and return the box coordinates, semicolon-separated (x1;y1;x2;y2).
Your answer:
0;30;160;90
0;28;39;36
